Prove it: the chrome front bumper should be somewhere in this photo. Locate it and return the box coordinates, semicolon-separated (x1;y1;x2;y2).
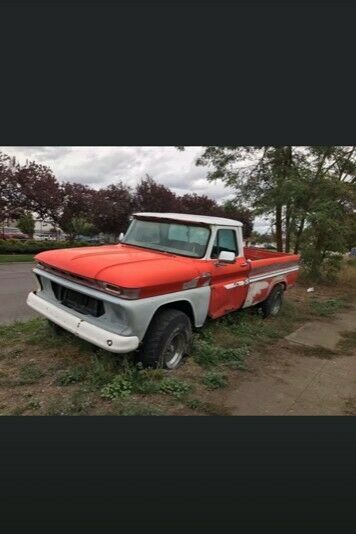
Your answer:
27;292;139;354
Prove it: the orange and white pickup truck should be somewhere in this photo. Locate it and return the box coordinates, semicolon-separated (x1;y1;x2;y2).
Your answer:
27;213;300;369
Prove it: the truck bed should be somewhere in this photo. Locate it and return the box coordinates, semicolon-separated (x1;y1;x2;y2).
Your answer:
244;247;300;275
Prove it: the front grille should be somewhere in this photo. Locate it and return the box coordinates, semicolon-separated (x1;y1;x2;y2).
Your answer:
51;282;105;317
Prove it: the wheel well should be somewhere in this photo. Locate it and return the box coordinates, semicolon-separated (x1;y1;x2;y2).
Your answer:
150;301;195;327
277;281;287;291
267;281;286;299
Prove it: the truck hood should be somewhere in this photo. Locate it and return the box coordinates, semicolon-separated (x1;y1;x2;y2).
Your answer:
36;244;202;298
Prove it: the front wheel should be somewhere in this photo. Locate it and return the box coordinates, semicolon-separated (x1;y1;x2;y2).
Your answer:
261;284;284;318
139;309;192;369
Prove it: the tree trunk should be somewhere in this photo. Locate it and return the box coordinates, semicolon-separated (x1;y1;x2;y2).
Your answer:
275;204;283;252
285;204;291;252
294;216;305;254
310;232;324;279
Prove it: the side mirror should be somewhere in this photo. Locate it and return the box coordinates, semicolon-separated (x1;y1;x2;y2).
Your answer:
218;251;236;264
118;232;125;243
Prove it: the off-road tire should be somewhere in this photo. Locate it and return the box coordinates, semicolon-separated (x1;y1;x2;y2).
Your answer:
139;309;192;369
261;284;284;318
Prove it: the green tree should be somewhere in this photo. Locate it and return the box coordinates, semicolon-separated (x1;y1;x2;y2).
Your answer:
64;217;96;242
17;211;35;238
179;146;356;278
193;146;305;252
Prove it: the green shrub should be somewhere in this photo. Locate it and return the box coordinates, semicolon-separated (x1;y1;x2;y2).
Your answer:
0;239;98;255
134;369;163;395
101;374;134;399
301;248;344;282
158;377;192;398
202;371;228;390
101;368;192;401
56;365;87;386
186;398;202;410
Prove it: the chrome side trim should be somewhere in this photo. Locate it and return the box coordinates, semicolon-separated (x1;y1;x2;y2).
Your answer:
224;266;299;290
249;266;299;283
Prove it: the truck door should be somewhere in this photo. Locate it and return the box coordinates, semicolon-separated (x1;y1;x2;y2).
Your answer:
208;228;250;319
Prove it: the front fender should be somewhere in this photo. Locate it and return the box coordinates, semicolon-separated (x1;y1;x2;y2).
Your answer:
122;286;211;341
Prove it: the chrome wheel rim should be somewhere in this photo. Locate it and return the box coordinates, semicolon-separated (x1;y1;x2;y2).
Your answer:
163;332;186;369
271;294;282;315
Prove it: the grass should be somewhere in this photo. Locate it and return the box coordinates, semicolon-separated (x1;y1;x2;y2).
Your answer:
45;390;95;416
18;362;44;384
310;298;345;317
111;400;164;416
1;258;355;416
0;254;34;263
192;336;249;369
202;371;228;390
101;370;192;400
158;377;192;398
56;365;88;386
184;398;230;415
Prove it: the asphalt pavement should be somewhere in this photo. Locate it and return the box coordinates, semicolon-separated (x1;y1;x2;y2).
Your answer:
0;263;38;324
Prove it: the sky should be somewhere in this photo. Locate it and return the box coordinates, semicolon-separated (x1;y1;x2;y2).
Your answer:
0;146;269;232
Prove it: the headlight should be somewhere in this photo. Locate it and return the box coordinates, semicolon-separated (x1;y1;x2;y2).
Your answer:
99;282;140;300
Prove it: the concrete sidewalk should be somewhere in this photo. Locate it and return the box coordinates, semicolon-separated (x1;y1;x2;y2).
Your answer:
285;305;356;351
225;305;356;415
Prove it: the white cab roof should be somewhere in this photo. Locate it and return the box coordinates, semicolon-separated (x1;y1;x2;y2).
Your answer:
134;212;243;227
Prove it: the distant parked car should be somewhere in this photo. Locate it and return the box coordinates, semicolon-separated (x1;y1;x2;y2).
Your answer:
0;227;29;240
33;233;57;241
350;247;356;257
76;235;106;244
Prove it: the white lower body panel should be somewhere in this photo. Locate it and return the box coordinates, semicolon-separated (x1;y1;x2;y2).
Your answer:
27;292;139;353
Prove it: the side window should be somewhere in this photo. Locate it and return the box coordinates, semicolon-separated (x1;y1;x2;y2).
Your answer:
211;229;238;259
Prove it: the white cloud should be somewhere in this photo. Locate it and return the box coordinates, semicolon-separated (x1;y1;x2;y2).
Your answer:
1;146;273;232
0;146;236;200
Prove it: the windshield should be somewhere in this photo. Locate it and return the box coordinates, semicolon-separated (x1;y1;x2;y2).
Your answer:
123;218;211;258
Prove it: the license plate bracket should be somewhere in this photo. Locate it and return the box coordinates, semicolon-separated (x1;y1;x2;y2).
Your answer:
51;282;104;317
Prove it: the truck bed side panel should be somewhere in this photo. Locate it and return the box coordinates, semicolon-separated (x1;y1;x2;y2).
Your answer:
242;248;300;308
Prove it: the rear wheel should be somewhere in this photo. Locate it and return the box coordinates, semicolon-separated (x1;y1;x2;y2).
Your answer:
261;284;284;318
139;309;192;369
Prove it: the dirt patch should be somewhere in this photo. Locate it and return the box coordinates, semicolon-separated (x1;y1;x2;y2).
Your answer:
343;397;356;416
